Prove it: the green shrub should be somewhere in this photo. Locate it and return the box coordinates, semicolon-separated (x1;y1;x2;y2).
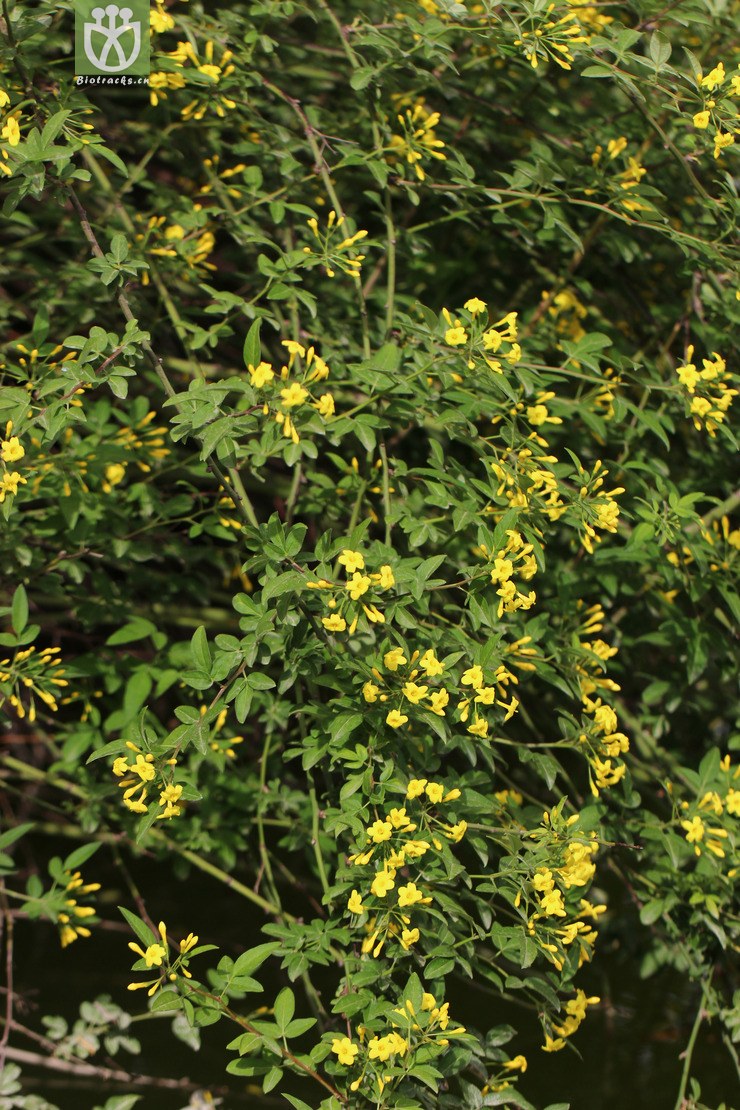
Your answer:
0;1;738;1107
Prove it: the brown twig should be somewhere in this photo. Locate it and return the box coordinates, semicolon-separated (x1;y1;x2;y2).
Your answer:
0;1044;202;1091
0;889;13;1072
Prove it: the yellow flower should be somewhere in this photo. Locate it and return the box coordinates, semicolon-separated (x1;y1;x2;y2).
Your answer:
606;136;627;159
419;648;444;676
249;361;274;388
398;882;429;907
445;325;468;346
347;890;366;914
425;782;444;804
128;941;167;967
371;869;396;897
701;62;725;90
158;783;183;818
363;603;385;624
322;614;347;632
681;815;704;844
503;1055;527;1072
346;572;371;600
314;393;335;418
406;778;428;799
464;297;487;316
331;1037;359;1066
1;117;20;146
540;889;566;917
368;819;393;843
428;689;449;716
533;868;554;893
363;681;380;703
338;549;365;573
693;110;710;129
403;681;428;704
713;131;735;159
461;665;484;690
386;709;408;728
1;436;24;463
104;463;126;490
131;754;156;782
542;1033;567;1053
377;564;395;588
468;717;489;738
179;932;198;953
384;647;407;671
400;927;420;949
150;6;175;33
280;383;308;408
443;821;467;842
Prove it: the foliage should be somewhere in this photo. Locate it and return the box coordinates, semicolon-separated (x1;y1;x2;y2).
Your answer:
0;0;738;1107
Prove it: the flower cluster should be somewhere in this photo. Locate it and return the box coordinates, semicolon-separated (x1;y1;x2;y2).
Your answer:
574;459;624;554
543;287;588;343
57;869;100;949
519;808;605;982
488;444;566;522
591;136;651;214
248;339;334;445
542;988;600;1052
678;755;739;859
307;548;394;634
303;210;368;279
0;644;68;722
135;213;216;281
127;920;200;997
329;989;466;1100
1;421;27;509
112;741;183;818
387;101;446;182
0;86;20;177
344;781;466;958
150;39;236;119
513;5;592;71
675;345;736;437
477;528;538;619
567;603;630;794
100;408;172;494
690;61;738;159
362;644;520;738
441;300;521;375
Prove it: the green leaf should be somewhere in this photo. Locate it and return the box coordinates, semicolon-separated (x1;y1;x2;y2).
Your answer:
273;987;295;1033
648;32;671;68
11;584;28;635
63;842;101;871
246;672;276;691
94;1096;142;1110
263;1066;282;1092
191;625;212;671
119;906;156;948
329;713;363;746
0;823;34;852
243;318;262;369
106;618;157;646
232;942;280;978
86;740;128;764
150;990;183;1013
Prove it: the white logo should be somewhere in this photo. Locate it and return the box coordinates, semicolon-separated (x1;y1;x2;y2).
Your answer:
83;4;141;72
